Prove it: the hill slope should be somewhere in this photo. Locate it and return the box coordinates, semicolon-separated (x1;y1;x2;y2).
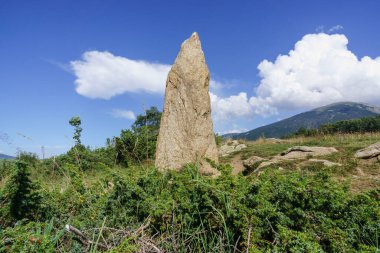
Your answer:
0;153;15;159
227;102;380;140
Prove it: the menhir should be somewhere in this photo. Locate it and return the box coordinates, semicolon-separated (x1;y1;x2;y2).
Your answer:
155;32;219;173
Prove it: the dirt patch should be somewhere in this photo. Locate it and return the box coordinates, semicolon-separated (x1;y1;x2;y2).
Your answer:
230;154;246;175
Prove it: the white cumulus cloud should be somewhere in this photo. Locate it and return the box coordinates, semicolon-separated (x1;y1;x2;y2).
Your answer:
110;109;136;120
71;33;380;121
71;51;251;121
250;33;380;115
71;51;171;99
210;92;253;120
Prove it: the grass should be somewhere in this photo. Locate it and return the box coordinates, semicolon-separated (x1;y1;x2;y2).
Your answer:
223;132;380;193
0;132;379;252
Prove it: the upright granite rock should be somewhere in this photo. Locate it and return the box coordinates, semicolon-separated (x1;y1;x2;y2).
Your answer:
155;32;219;171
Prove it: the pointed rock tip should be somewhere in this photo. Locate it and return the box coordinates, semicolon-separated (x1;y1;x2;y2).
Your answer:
181;32;201;48
191;32;199;38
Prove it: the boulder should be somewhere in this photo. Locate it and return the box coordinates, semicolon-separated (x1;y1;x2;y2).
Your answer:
280;146;338;159
235;144;247;152
155;32;219;171
308;159;342;167
354;142;380;159
219;145;236;156
256;159;282;170
218;142;247;157
266;138;287;143
243;156;266;170
231;140;239;146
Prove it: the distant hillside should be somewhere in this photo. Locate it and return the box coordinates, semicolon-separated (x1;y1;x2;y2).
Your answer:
226;102;380;140
0;153;15;160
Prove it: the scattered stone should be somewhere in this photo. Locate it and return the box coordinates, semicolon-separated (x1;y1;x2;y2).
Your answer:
155;32;219;171
231;140;239;146
248;146;339;173
265;138;287;143
354;142;380;159
219;145;236;156
256;159;282;171
235;144;247;152
280;146;338;159
308;159;342;167
199;160;221;177
219;142;247;157
243;156;266;169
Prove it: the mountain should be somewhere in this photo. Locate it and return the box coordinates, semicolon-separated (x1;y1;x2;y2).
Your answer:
226;102;380;140
0;153;15;160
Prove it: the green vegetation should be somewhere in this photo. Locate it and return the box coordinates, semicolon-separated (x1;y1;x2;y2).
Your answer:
69;116;83;146
0;112;379;252
113;106;162;164
227;102;380;140
291;115;380;138
235;133;380;192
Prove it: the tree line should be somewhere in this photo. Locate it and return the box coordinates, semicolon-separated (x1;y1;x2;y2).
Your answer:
289;114;380;137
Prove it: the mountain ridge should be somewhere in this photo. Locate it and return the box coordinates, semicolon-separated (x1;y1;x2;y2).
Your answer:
225;102;380;140
0;153;15;160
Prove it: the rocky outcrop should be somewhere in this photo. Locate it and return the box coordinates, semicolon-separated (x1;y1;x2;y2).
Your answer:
354;142;380;159
280;146;338;159
240;146;340;174
265;138;287;143
219;141;247;157
242;156;267;170
307;159;342;167
155;32;219;171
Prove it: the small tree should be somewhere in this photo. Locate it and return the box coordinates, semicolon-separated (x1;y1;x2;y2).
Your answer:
115;107;162;164
2;161;42;220
69;116;82;145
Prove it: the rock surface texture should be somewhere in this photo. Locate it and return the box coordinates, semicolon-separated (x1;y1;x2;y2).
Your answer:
243;156;267;170
219;141;247;157
280;146;338;159
354;141;380;159
307;159;342;167
155;32;219;171
241;146;340;174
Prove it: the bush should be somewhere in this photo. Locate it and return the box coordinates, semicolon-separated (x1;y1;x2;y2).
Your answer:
0;161;43;223
0;219;64;252
0;162;378;252
100;167;379;252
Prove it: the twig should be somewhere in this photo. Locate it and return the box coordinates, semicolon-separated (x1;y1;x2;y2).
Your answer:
142;240;162;253
134;217;151;236
233;235;241;253
65;224;108;250
246;225;252;253
265;218;279;236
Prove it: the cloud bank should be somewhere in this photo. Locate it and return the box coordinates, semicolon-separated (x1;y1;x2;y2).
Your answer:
71;51;170;99
71;33;380;120
210;92;252;120
71;51;247;119
251;33;380;115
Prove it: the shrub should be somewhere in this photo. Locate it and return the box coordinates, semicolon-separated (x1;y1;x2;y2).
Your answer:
0;219;64;252
0;161;43;223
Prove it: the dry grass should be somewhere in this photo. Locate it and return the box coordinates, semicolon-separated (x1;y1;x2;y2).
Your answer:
222;132;380;192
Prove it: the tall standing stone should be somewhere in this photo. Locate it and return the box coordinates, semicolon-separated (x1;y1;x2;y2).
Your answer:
155;32;219;171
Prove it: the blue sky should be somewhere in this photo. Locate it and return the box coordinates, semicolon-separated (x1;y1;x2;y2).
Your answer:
1;0;380;157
